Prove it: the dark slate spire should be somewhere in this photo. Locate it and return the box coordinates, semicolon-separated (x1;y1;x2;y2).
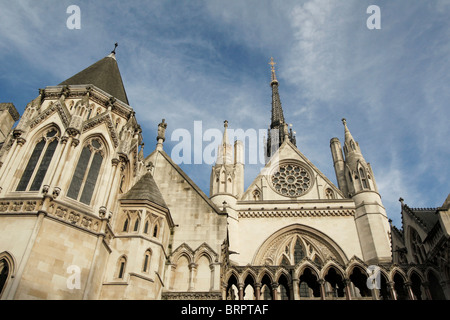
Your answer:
269;57;285;129
266;58;296;159
59;46;129;105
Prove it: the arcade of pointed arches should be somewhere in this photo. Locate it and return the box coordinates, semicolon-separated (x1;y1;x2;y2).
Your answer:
224;261;447;300
223;225;447;300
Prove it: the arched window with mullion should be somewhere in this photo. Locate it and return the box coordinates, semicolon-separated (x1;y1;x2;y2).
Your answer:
67;138;104;205
16;128;59;192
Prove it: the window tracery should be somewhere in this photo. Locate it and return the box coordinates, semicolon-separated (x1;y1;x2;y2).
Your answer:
270;162;313;197
67;137;105;205
16;128;60;192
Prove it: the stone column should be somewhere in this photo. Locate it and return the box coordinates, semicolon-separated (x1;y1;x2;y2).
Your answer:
238;283;244;300
405;281;415;300
344;278;352;300
422;282;433;300
106;159;124;212
254;283;261;300
292;279;300;300
319;279;326;300
271;282;279;300
0;137;26;191
388;281;397;300
188;263;197;291
102;158;119;207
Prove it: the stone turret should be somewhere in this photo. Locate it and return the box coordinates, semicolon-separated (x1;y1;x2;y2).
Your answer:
337;118;391;264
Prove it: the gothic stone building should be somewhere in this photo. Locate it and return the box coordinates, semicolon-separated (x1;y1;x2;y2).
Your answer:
0;52;448;300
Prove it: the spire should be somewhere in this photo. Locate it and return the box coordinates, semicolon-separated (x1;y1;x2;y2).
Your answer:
222;120;230;146
216;120;232;165
266;58;296;159
341;118;362;158
269;57;285;129
59;47;129;105
342;118;355;146
269;57;278;85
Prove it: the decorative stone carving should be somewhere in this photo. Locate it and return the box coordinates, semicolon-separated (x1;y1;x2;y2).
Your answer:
157;119;167;142
270;162;313;197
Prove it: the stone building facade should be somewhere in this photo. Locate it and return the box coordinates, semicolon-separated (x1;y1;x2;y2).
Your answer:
0;52;448;300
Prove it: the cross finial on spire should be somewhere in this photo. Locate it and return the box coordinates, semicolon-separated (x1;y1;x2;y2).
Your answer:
269;57;278;84
111;43;118;54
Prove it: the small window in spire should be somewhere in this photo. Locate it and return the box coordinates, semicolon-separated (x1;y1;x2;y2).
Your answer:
122;217;129;232
359;168;369;189
133;218;140;232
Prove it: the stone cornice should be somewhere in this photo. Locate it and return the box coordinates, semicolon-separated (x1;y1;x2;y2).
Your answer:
238;208;355;218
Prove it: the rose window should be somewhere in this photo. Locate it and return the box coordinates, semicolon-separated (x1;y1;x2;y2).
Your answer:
271;163;312;197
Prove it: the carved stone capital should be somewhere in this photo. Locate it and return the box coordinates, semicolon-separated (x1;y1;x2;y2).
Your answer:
111;158;120;167
16;137;26;146
13;129;24;139
67;127;80;137
71;138;80;147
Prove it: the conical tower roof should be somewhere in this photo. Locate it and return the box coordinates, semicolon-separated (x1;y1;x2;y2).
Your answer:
121;172;168;209
59;52;129;105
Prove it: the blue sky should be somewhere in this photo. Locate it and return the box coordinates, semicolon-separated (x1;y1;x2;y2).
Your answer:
0;0;449;228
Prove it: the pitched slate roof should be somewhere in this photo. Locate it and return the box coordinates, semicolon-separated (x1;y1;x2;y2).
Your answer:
59;53;129;105
404;205;439;232
121;172;168;209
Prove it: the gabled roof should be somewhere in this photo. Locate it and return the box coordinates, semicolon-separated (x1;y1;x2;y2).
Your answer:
59;53;129;105
146;149;222;214
121;171;168;209
403;205;439;233
241;139;345;201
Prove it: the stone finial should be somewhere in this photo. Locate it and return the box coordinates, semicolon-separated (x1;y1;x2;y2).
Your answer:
157;119;167;142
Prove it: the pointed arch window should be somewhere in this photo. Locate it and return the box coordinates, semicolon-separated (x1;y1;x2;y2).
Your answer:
0;258;10;298
116;256;127;279
67;138;104;205
122;217;129;232
142;250;152;273
133;218;140;232
153;224;159;238
16;129;59;192
325;188;334;199
144;220;149;234
293;239;305;264
359;168;369;189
